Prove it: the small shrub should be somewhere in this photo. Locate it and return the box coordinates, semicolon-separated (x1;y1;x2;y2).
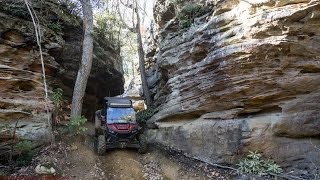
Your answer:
0;170;8;176
94;12;122;51
52;88;63;108
177;3;211;28
51;88;71;123
68;116;87;135
14;140;34;167
237;151;282;176
172;0;184;4
48;22;63;33
1;3;29;18
52;88;65;123
136;107;156;126
56;0;82;16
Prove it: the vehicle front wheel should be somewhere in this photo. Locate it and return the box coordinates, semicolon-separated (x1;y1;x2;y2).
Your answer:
97;135;106;155
138;133;147;154
95;111;102;136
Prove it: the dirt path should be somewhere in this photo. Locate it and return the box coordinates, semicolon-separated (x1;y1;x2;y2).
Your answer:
62;141;105;180
102;149;145;180
99;148;213;180
62;129;234;180
15;124;235;180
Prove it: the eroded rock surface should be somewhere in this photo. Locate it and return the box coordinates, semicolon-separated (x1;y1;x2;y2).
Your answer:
0;0;124;142
148;0;320;175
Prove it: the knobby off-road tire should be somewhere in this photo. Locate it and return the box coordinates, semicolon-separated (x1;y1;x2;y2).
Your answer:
95;110;102;136
97;135;106;155
138;133;147;154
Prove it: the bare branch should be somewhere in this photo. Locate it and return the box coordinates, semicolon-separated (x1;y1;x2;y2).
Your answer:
23;0;51;134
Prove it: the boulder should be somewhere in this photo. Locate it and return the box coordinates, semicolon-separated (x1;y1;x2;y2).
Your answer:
35;164;56;175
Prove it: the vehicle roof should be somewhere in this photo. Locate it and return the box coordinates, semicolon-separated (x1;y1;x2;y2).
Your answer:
104;96;132;107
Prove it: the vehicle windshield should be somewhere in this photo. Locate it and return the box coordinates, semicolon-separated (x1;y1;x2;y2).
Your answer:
107;107;136;123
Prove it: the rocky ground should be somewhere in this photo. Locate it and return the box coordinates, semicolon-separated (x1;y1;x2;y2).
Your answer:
4;123;239;180
3;122;311;180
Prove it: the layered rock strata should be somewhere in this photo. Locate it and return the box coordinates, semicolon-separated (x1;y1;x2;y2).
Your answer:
147;0;320;175
0;0;124;142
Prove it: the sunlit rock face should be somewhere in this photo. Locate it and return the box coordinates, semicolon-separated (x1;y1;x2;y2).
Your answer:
148;0;320;175
0;0;124;143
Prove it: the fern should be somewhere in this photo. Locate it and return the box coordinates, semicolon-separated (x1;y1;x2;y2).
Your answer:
52;88;63;108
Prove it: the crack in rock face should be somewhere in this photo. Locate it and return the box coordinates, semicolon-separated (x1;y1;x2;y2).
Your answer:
147;0;320;175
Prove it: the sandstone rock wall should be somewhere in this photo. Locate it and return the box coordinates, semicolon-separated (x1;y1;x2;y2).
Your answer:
148;0;320;175
0;0;124;142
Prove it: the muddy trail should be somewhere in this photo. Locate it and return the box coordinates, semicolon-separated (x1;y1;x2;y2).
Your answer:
15;123;237;180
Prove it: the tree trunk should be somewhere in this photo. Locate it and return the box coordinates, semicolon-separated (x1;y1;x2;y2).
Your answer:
135;3;152;107
71;0;94;118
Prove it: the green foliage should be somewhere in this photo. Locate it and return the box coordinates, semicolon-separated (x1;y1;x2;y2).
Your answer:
169;0;184;4
0;170;8;176
48;22;63;33
94;12;122;51
121;31;138;78
52;88;69;123
136;107;156;126
68;116;88;135
55;0;82;16
238;151;283;176
14;140;34;167
52;88;63;108
0;0;80;26
177;3;211;28
15;140;33;154
1;2;29;18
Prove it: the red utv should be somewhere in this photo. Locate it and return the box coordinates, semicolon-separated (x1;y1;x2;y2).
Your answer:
95;97;147;155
